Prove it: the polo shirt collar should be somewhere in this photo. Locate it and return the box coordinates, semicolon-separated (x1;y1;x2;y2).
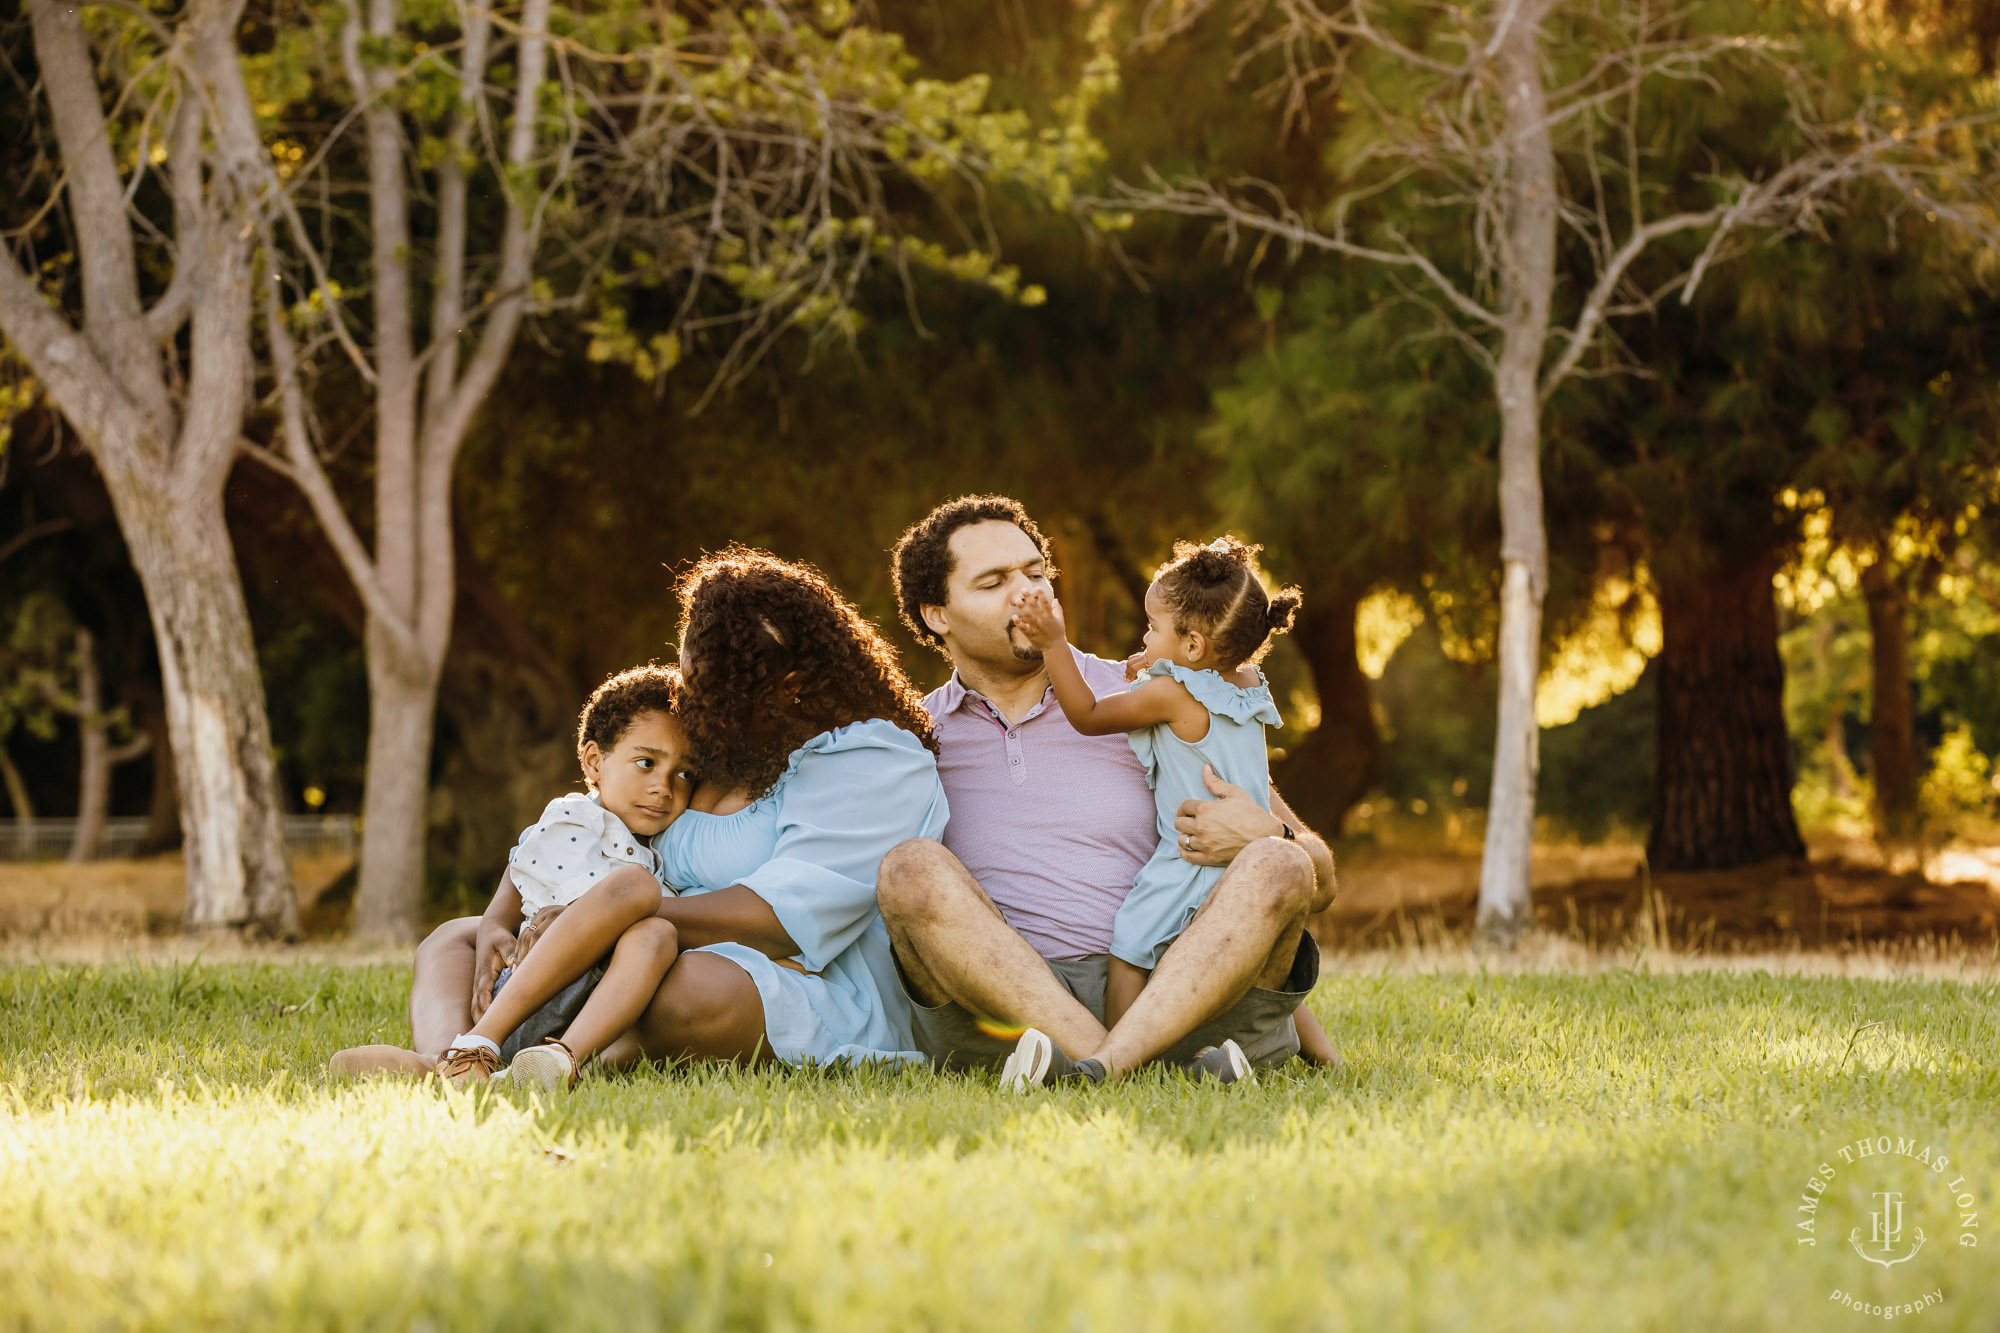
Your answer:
943;669;1061;728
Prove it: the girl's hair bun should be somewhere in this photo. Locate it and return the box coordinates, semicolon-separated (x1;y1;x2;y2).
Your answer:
1266;587;1303;634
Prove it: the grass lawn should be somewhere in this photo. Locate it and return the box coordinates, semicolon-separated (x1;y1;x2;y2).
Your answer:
1;958;1995;1331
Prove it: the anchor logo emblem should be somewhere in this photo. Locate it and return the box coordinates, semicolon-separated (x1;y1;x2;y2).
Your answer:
1849;1191;1927;1268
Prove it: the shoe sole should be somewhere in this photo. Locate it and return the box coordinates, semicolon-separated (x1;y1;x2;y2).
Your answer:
509;1045;575;1093
999;1029;1053;1092
1218;1038;1254;1085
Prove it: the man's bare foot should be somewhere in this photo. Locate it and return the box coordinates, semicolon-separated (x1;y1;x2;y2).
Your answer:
328;1045;434;1078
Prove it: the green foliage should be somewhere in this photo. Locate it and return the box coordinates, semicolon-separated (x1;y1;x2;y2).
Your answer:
2;960;1996;1329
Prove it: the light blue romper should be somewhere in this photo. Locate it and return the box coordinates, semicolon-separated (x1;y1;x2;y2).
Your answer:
1110;660;1283;970
654;718;948;1067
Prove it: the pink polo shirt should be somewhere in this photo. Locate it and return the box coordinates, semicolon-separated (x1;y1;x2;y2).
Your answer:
923;650;1159;960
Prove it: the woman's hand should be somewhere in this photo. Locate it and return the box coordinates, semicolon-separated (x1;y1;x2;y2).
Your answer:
1173;764;1286;866
1010;586;1068;652
469;921;516;1022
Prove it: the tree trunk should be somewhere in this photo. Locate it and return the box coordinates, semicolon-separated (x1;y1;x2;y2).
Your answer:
1475;1;1559;944
1272;587;1379;835
69;628;108;862
139;692;182;853
350;641;441;940
0;741;36;857
1859;560;1920;850
111;480;300;933
1647;547;1806;870
3;0;298;930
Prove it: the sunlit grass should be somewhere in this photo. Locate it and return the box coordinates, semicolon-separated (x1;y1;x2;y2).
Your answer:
1;960;1996;1330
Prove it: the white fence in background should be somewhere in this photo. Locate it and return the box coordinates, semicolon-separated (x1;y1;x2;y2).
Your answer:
0;816;357;862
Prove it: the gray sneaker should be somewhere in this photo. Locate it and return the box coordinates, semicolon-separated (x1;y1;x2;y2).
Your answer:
1000;1029;1106;1091
1183;1039;1254;1085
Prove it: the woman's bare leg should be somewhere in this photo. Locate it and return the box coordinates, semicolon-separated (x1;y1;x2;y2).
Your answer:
464;868;660;1046
630;952;773;1067
330;917;479;1076
550;919;680;1063
411;917;481;1056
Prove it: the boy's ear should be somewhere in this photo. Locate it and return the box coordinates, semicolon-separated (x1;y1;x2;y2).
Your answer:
920;603;949;638
579;739;603;786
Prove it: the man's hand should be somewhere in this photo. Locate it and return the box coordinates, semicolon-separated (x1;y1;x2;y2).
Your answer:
1010;585;1068;652
469;920;515;1022
1173;764;1286;866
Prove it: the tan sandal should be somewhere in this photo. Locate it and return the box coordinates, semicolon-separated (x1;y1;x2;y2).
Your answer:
434;1042;504;1087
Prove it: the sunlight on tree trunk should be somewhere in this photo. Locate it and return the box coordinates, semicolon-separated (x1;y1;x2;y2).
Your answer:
1476;5;1558;943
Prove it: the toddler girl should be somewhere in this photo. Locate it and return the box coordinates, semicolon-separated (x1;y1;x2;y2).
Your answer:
433;664;698;1088
1014;537;1326;1042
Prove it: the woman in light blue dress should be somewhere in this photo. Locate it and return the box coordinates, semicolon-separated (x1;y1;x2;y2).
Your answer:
616;546;948;1068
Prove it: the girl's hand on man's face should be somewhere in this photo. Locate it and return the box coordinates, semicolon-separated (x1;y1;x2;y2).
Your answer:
1010;586;1065;649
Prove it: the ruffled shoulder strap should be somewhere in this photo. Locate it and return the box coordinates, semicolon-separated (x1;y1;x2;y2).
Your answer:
1136;660;1282;728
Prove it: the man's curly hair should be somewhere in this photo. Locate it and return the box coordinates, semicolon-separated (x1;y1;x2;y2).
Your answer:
892;494;1055;654
676;546;937;798
576;664;681;789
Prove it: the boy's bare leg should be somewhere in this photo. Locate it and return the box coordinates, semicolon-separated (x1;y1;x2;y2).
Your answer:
876;838;1107;1060
630;951;774;1066
547;919;680;1063
1087;838;1315;1077
465;868;660;1046
1104;958;1147;1029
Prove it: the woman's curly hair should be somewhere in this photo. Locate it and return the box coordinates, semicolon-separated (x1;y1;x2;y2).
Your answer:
1156;535;1303;670
675;546;937;797
576;664;681;789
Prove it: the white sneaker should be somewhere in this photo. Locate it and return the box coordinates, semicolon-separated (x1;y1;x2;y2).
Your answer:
1184;1039;1254;1085
999;1028;1053;1092
999;1029;1105;1091
508;1039;579;1093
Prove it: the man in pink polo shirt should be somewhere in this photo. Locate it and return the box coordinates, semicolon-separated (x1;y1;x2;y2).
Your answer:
878;495;1337;1085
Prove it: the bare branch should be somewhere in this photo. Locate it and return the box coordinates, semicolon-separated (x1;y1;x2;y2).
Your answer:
259;252;423;670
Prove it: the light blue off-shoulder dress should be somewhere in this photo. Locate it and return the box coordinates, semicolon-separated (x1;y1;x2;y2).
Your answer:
1111;660;1283;970
653;718;948;1066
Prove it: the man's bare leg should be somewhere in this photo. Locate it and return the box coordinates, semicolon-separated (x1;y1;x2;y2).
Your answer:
877;838;1107;1059
1087;837;1315;1077
329;916;479;1077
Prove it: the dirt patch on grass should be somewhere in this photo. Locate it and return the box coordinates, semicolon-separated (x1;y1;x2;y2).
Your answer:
0;856;355;942
1316;844;2000;953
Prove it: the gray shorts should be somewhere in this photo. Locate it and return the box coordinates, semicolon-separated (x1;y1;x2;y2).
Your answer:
899;932;1319;1072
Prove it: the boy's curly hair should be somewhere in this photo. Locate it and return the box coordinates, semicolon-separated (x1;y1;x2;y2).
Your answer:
1155;536;1303;670
576;664;682;788
892;494;1055;653
676;546;937;797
